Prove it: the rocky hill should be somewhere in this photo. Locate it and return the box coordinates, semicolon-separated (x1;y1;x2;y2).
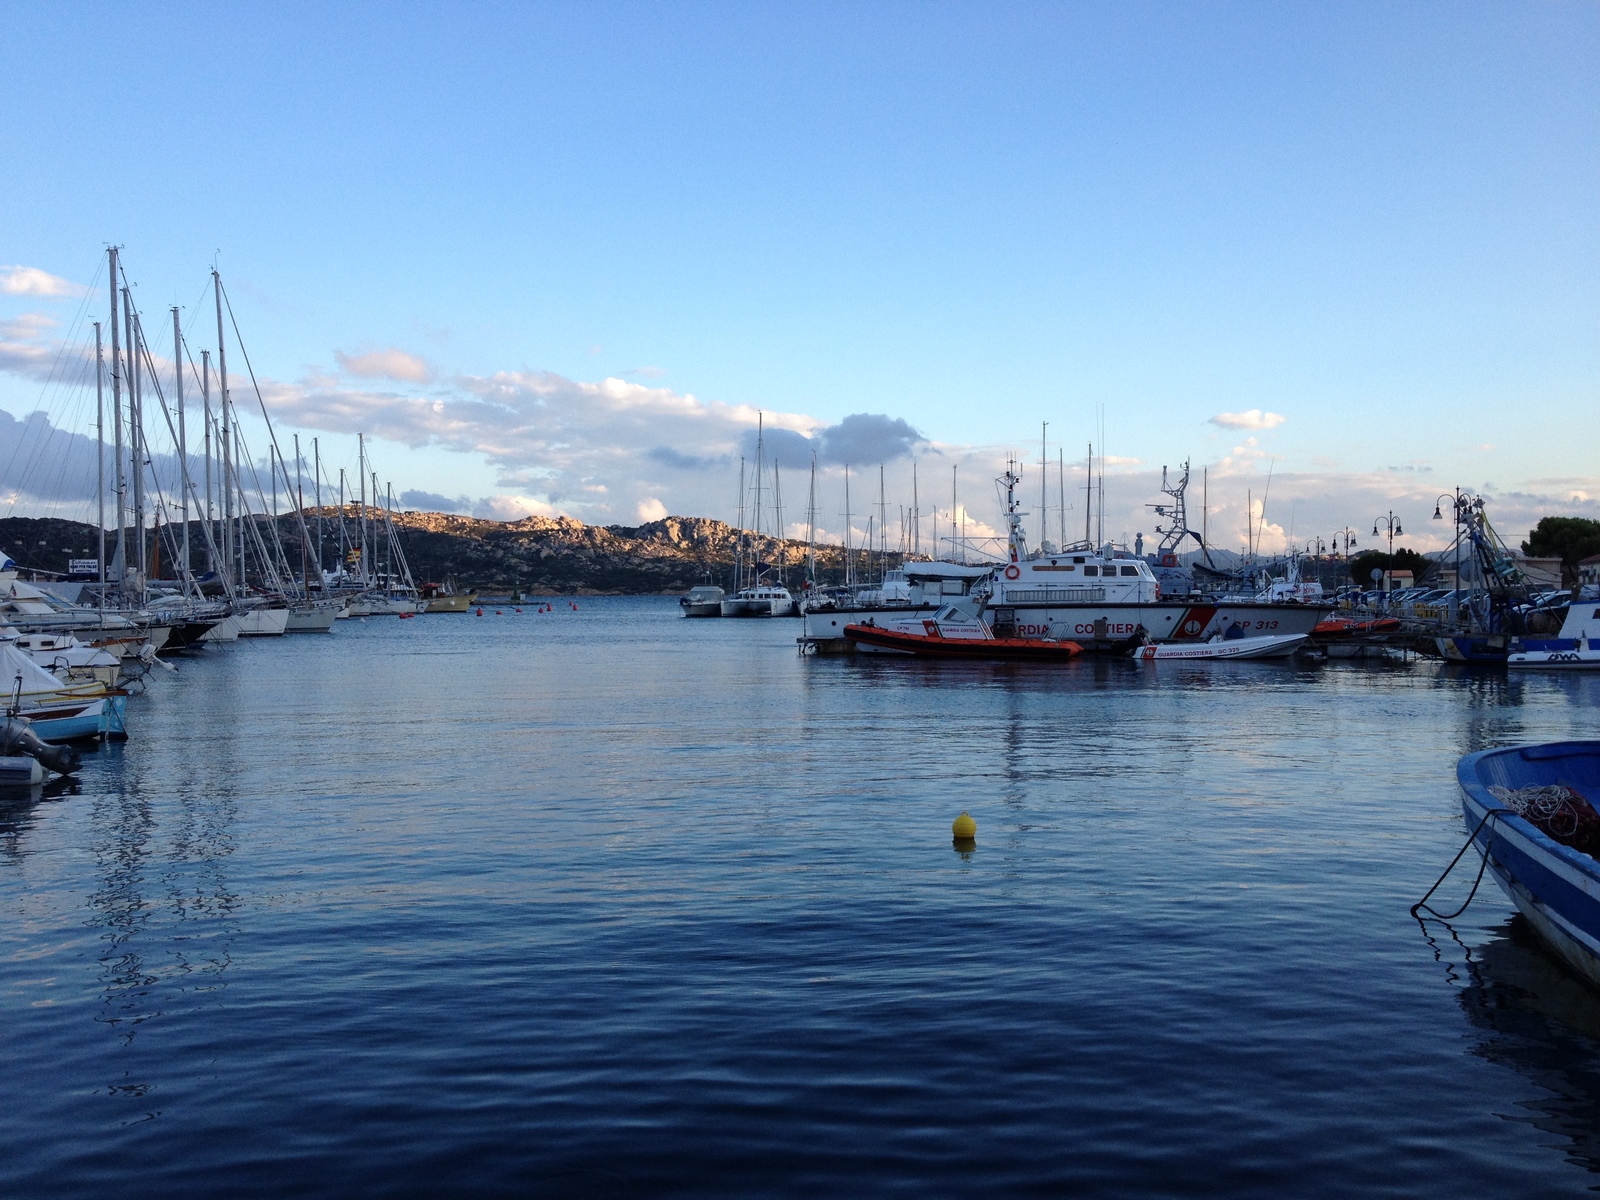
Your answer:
0;510;870;595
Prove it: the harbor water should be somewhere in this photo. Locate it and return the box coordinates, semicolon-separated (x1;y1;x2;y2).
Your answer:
5;598;1600;1195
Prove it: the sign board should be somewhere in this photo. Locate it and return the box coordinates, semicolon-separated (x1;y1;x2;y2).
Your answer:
68;559;100;575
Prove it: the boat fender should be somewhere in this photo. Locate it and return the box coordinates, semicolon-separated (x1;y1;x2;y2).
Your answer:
1004;565;1020;580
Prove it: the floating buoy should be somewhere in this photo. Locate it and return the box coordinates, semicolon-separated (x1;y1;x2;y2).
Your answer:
515;607;523;613
476;608;484;616
951;811;977;840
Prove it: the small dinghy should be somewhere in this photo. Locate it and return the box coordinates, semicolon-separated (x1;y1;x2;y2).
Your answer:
844;610;1082;661
1135;631;1308;661
1451;741;1600;988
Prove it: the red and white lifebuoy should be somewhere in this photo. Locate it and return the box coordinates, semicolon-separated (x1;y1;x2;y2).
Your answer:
1004;564;1021;580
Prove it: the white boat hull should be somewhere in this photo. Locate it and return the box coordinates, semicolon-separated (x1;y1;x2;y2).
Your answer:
235;607;290;637
993;600;1326;644
202;615;242;642
1137;633;1309;661
285;604;340;633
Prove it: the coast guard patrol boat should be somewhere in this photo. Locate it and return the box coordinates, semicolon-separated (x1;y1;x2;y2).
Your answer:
984;463;1326;650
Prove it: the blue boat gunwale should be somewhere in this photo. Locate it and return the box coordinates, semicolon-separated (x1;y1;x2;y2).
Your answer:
1456;741;1600;884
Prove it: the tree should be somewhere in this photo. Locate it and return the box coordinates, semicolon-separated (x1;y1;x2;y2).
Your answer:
1349;547;1430;586
1522;517;1600;586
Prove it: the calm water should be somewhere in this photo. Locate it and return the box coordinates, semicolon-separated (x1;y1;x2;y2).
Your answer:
4;598;1600;1196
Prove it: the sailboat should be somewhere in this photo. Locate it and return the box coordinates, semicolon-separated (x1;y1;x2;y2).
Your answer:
719;415;796;617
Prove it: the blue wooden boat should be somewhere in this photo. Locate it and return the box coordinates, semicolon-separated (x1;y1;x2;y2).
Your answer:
1457;741;1600;988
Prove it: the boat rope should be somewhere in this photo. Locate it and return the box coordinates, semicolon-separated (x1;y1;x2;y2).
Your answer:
1411;807;1508;921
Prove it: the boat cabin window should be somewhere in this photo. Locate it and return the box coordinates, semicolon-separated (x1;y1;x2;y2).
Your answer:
1073;557;1085;564
1082;565;1099;577
1120;566;1139;577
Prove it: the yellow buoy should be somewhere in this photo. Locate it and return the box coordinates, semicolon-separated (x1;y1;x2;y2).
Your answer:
951;811;977;840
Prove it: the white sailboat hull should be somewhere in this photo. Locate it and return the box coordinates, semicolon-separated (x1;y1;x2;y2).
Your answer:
285;604;340;633
235;607;289;637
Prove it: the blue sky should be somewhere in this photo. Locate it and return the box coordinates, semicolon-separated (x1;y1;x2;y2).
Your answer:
2;2;1596;553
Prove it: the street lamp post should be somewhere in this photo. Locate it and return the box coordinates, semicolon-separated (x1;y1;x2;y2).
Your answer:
1433;489;1468;626
1333;527;1357;593
1373;512;1403;606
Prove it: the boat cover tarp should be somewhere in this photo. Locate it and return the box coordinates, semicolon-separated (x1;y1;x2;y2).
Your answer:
0;641;75;696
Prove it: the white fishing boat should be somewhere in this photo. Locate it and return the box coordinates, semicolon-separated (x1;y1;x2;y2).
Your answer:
1508;600;1600;669
1135;631;1308;661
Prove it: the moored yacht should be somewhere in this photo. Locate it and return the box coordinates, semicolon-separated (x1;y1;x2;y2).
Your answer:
720;584;796;617
680;585;725;617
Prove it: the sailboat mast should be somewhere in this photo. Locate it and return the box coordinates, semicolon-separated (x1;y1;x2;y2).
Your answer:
202;350;215;573
752;413;764;582
952;464;959;564
1058;449;1066;548
805;453;817;585
878;463;886;581
1084;443;1092;545
358;433;368;586
214;270;233;591
843;465;852;587
108;249;126;593
126;292;146;597
1097;439;1105;549
295;433;307;594
773;459;783;588
173;307;189;584
94;321;106;609
912;460;919;558
734;455;746;590
338;468;348;576
313;437;324;585
1040;421;1048;547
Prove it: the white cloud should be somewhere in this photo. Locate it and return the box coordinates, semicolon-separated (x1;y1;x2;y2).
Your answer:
636;497;669;522
0;265;91;298
474;494;557;521
1209;409;1287;431
336;347;434;383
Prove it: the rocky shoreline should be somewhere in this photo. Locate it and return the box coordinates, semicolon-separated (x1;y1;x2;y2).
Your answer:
0;511;864;595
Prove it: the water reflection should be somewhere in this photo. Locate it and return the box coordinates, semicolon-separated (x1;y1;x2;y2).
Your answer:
0;776;81;863
1424;915;1600;1177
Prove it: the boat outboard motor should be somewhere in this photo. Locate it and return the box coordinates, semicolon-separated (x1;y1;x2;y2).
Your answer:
0;716;80;776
